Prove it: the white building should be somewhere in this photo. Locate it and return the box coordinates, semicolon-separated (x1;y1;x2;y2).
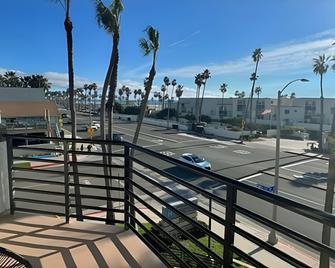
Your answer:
177;97;335;131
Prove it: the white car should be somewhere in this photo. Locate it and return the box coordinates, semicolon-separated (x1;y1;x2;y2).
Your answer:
92;121;100;128
179;153;212;170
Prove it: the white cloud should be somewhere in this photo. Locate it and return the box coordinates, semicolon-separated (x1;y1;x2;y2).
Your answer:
159;28;335;78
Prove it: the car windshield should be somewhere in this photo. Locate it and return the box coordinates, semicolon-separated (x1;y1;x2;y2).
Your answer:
190;155;204;163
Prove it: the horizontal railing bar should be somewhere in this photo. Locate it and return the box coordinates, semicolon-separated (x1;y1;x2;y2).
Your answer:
70;204;124;214
68;183;123;191
12;177;64;186
232;246;267;268
127;212;196;267
233;225;310;268
13;167;64;175
126;223;174;268
69;194;124;202
69;161;124;169
131;168;227;227
68;150;124;158
127;188;226;259
70;214;124;224
13;156;65;164
13;187;64;196
13;147;63;153
131;157;227;206
14;198;65;207
235;204;335;257
126;142;335;227
5;134;125;146
68;172;124;180
15;207;65;216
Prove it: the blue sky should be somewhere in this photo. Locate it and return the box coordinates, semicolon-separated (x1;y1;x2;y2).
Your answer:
1;0;335;98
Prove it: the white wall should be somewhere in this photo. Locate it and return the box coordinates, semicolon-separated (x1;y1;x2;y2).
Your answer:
0;141;10;214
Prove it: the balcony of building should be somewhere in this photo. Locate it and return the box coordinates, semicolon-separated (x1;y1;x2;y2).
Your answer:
0;135;334;267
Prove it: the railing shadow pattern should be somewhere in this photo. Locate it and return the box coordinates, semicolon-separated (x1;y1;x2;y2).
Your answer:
4;135;335;268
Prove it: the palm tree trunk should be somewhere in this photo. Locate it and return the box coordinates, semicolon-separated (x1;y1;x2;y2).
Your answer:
320;74;324;152
320;110;335;267
133;52;157;145
198;81;207;123
249;60;260;131
254;95;260;125
195;85;200;122
177;97;180;122
64;0;82;221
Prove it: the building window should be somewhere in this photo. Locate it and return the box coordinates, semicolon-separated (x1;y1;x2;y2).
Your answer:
284;109;290;114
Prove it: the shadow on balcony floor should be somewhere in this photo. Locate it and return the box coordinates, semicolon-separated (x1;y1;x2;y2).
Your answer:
0;213;165;268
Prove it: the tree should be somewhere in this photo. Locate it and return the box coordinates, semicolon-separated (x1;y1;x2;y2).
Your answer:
313;54;330;152
248;48;262;128
3;71;22;87
175;84;184;122
171;79;177;100
290;92;296;99
28;74;51;94
255;86;262;123
319;55;335;267
132;26;160;146
235;90;245;98
198;69;211;123
83;83;89;109
161;84;167;109
53;0;82;220
194;73;204;123
124;86;131;105
118;87;124;101
219;83;228;123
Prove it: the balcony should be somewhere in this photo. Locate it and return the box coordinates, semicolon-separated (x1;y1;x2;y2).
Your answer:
0;135;334;267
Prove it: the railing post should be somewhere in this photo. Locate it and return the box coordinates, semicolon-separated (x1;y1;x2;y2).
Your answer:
124;145;130;229
63;140;70;223
208;198;212;250
6;136;14;215
224;185;237;267
125;145;136;229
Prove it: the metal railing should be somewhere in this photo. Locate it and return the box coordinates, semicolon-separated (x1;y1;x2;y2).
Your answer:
4;134;335;268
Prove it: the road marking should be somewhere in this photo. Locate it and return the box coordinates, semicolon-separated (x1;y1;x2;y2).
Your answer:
159;151;175;156
177;133;234;145
238;173;262;182
233;150;250;155
282;158;319;168
209;145;226;149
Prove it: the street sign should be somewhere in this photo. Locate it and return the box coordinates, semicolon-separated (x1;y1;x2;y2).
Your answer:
87;127;96;137
256;184;275;193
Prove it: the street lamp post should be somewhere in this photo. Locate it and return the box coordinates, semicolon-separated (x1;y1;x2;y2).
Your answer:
268;78;309;245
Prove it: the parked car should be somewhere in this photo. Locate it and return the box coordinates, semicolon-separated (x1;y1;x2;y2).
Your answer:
179;153;211;170
92;121;100;128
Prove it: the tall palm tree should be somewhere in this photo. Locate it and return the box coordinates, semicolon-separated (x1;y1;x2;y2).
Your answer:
254;86;262;124
219;83;228;123
290;92;296;99
194;73;203;122
313;54;330;152
53;0;82;220
249;48;263;127
161;85;167;109
171;79;177;100
94;0;124;142
3;71;22;87
132;26;160;146
175;85;184;122
198;69;211;123
83;84;89;109
124;86;131;105
118;87;124;101
91;83;98;111
319;55;335;267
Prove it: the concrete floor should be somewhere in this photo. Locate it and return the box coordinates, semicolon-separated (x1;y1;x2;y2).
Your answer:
0;213;165;268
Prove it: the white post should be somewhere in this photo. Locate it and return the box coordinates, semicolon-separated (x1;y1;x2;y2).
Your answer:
268;90;281;245
0;140;10;214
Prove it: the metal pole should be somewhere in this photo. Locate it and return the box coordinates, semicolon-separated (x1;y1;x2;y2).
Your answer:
6;136;14;215
63;140;70;223
268;90;281;245
167;98;170;129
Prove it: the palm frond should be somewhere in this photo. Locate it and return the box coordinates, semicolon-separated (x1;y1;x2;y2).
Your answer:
139;38;151;55
94;0;115;33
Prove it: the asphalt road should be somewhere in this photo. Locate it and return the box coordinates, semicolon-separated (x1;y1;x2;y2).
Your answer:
14;113;334;249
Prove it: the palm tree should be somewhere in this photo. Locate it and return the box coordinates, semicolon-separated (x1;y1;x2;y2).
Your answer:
118;87;124;101
194;73;204;122
290;92;296;99
255;86;262;123
171;79;177;100
3;71;22;87
249;48;263;127
175;85;184;122
219;83;228;123
313;54;330;152
319;55;335;267
198;69;211;123
124;86;131;105
90;83;98;111
53;0;82;221
83;84;89;109
94;0;124;142
160;85;167;109
132;26;160;146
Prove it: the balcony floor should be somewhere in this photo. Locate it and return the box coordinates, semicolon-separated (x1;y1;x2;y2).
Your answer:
0;213;165;268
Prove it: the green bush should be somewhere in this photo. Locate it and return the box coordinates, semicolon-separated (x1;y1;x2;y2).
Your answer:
200;115;212;124
222;117;243;127
153;108;176;119
184;114;196;122
122;106;141;115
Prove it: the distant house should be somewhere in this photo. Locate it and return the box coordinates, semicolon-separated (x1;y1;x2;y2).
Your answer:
0;87;60;138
